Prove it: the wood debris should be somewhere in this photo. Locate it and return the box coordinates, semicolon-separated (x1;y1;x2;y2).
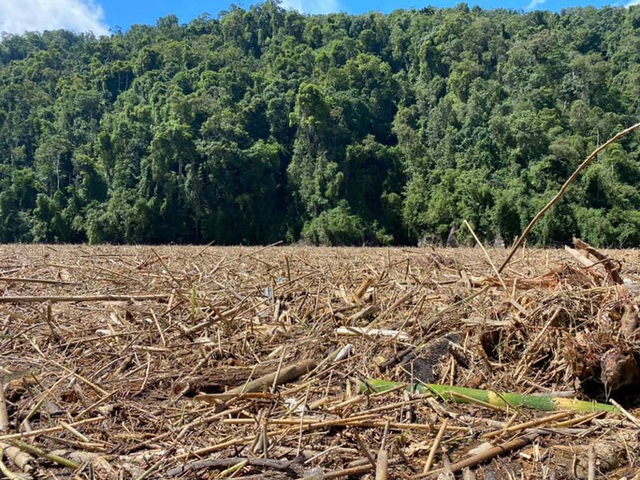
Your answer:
0;241;639;478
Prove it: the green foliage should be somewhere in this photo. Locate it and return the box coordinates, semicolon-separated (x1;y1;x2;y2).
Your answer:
0;4;639;246
301;201;365;245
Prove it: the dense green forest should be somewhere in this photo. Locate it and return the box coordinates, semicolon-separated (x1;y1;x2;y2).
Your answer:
0;2;639;246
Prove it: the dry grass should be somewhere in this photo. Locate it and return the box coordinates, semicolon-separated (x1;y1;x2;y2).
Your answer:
1;243;639;479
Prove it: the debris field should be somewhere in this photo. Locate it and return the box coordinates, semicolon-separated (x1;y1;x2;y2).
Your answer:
0;242;639;479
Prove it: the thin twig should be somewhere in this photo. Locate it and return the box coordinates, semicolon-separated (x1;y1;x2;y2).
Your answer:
463;219;507;290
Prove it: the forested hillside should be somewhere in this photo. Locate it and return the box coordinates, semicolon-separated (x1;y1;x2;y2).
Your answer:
0;2;639;246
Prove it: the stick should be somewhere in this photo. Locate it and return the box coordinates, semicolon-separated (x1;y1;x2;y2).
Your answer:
499;121;640;273
354;432;376;467
375;449;389;480
196;359;316;406
0;276;74;285
421;433;541;477
573;237;623;284
226;359;315;395
463;220;507;290
223;417;466;432
482;411;572;439
0;417;105;441
5;439;79;469
423;418;448;474
609;398;640;428
334;326;410;342
167;457;296;477
0;294;169;303
0;381;9;432
588;444;596;480
324;463;376;479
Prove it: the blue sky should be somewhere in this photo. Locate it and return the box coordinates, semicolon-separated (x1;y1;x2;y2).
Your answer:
0;0;635;36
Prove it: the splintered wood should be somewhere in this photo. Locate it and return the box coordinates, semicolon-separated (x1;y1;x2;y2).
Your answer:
0;243;639;479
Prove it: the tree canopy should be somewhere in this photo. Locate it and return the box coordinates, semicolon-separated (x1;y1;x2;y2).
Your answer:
0;2;639;246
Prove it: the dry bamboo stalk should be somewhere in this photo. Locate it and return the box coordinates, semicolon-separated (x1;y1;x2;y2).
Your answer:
43;302;61;341
0;294;169;303
167;457;296;477
60;422;90;443
0;381;9;431
375;449;388;480
222;413;379;426
588;444;596;480
334;326;410;341
553;411;602;428
353;278;374;301
174;434;265;460
463;219;507;291
121;406;247;455
367;291;414;327
609;399;640;429
205;359;315;399
134;456;168;480
215;459;248;478
0;379;34;474
2;446;33;474
346;305;380;323
223;417;466;432
21;375;70;429
190;392;275;402
482;411;573;439
499;121;640;273
564;247;605;281
5;439;79;469
0;449;26;480
76;392;117;418
41;434;106;452
423;418;448;474
91;264;145;285
48;362;109;397
175;418;445;464
151;248;184;290
419;432;542;478
180;305;241;337
1;244;639;478
573;238;623;284
0;276;74;285
324;463;375;479
354;432;376;467
0;417;105;441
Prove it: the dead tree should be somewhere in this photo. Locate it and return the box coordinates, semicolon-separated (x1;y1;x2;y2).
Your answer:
446;225;458;247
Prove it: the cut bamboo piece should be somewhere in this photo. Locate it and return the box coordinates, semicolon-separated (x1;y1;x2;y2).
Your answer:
334;326;410;342
196;359;316;404
360;380;621;414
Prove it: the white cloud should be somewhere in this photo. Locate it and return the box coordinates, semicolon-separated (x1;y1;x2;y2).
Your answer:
0;0;109;36
281;0;340;15
525;0;546;9
627;0;640;6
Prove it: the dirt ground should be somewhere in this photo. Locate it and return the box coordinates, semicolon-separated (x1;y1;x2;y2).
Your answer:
1;243;639;479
